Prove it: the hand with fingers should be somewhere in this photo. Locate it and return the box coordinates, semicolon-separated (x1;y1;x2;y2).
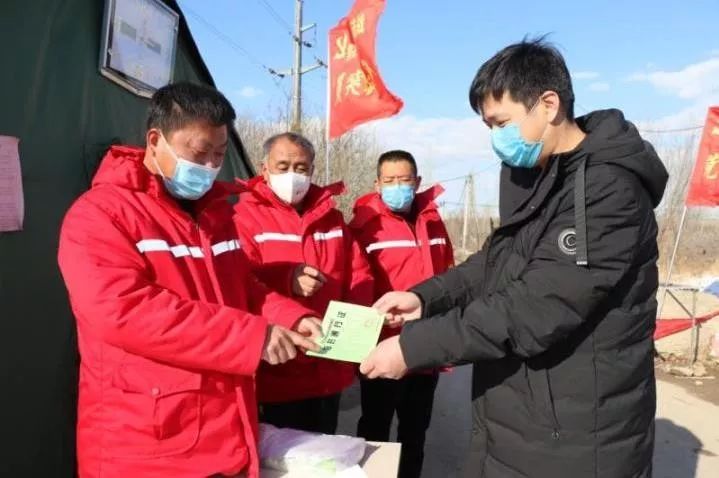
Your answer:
261;324;321;365
294;316;324;343
292;264;327;298
373;291;423;328
359;336;408;380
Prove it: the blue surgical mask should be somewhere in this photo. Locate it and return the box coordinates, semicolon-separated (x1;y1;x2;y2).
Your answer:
490;103;546;168
155;135;220;200
381;184;415;212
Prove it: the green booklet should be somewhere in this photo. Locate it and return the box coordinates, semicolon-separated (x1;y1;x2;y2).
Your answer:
306;300;384;363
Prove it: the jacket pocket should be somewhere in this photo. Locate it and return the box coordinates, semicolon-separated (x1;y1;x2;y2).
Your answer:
525;363;562;441
106;361;203;458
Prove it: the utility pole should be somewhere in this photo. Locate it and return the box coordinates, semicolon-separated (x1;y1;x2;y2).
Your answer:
461;173;477;252
275;0;324;133
290;0;303;132
461;175;471;251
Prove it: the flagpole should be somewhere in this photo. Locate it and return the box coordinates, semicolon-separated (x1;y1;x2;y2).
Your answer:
325;126;331;184
325;37;331;185
657;205;688;319
658;107;714;318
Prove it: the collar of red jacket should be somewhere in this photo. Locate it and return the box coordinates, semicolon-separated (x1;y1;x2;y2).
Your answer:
350;183;445;229
92;145;236;212
236;175;346;215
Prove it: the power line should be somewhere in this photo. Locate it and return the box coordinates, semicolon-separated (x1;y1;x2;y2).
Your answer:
256;0;293;36
436;174;470;184
442;201;498;206
311;17;319;49
183;7;269;72
181;6;289;100
576;102;591;114
579;102;703;134
638;125;704;134
436;161;500;184
439;201;498;208
270;76;291;101
256;0;315;47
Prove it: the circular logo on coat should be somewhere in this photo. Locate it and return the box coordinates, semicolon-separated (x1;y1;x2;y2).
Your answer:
558;228;577;256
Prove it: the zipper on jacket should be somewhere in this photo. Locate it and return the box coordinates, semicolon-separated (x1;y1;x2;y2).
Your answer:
526;361;562;441
192;219;205;256
545;369;561;440
195;214;228;305
399;213;418;243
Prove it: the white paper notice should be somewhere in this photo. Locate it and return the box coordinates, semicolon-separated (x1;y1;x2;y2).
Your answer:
0;135;24;232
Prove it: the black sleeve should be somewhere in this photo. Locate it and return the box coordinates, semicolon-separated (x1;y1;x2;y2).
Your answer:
411;246;488;318
401;168;643;368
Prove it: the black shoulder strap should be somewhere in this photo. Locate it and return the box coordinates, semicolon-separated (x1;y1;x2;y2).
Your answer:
574;158;589;267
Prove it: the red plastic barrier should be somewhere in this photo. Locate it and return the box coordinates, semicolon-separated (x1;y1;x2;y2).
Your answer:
654;311;719;340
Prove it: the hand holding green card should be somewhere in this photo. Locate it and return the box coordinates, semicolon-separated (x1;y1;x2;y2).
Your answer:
306;301;385;363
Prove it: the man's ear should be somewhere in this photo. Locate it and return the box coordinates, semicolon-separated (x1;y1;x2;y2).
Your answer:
415;176;422;191
146;128;162;154
541;91;562;124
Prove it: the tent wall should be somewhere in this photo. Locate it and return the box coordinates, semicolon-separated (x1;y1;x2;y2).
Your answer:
0;1;252;475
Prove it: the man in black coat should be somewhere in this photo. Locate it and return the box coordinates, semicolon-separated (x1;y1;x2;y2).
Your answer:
360;38;668;478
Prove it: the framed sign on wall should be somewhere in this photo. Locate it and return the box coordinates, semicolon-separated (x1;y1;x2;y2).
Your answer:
99;0;179;97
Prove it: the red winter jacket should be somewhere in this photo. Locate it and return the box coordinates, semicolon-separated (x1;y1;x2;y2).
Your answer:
233;176;374;403
349;185;454;341
58;146;314;478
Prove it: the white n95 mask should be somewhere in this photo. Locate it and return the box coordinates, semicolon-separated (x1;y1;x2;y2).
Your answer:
268;172;311;205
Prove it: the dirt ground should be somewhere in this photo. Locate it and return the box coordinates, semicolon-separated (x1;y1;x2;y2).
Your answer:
656;357;719;405
654;283;719;410
654;377;719;478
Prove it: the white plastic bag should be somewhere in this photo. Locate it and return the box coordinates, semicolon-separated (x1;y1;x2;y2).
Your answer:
259;424;367;476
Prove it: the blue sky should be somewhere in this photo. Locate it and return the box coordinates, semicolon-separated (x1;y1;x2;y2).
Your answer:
177;0;719;209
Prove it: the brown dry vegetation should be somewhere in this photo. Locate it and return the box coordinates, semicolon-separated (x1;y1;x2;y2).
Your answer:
440;132;719;279
234;119;718;280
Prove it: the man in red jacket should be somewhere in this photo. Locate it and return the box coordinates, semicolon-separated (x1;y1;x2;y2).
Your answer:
349;150;454;478
58;83;319;478
233;132;374;434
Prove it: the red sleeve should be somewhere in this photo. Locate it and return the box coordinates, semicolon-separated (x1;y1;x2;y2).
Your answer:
246;272;317;329
58;198;267;376
343;225;375;306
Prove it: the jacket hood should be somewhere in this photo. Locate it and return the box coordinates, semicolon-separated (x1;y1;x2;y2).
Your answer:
577;109;668;207
92;145;151;191
92;145;236;207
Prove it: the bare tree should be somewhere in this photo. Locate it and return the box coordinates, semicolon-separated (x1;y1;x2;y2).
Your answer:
234;115;380;218
644;132;719;281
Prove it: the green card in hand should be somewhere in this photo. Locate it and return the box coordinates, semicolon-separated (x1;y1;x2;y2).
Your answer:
306;300;384;363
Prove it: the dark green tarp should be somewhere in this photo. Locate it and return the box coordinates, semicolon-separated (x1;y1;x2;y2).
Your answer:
0;1;252;475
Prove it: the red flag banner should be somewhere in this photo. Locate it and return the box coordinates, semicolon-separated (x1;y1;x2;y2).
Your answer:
328;0;403;139
686;106;719;206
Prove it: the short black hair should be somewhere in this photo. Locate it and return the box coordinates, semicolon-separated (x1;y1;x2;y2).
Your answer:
146;82;236;135
468;37;575;120
263;132;316;162
377;150;417;178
